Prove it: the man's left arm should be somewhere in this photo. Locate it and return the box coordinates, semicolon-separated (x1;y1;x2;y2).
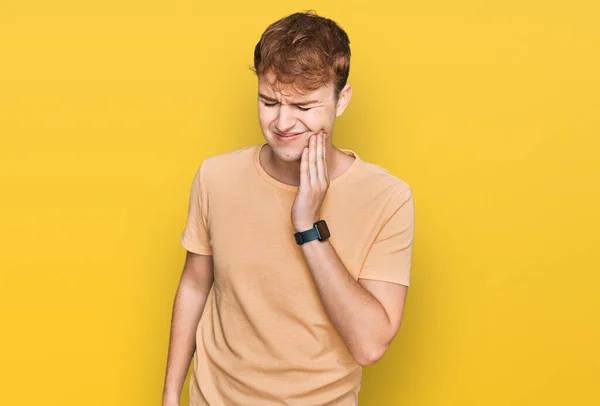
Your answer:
291;133;414;366
300;239;408;367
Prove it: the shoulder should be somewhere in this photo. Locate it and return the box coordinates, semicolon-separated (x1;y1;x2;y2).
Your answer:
351;160;415;235
193;144;258;181
202;144;256;170
353;158;413;204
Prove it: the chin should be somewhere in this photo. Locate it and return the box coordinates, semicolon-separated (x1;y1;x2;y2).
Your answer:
276;149;303;163
268;142;304;163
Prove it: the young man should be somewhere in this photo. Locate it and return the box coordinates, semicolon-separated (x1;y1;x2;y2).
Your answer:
163;11;415;406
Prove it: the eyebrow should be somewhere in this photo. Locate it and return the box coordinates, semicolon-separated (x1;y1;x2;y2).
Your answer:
258;93;320;106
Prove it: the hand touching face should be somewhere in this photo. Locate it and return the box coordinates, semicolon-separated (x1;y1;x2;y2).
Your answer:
291;130;329;232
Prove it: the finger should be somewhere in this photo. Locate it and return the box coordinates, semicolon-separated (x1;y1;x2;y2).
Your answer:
322;132;329;183
309;134;318;186
300;146;309;189
317;132;326;186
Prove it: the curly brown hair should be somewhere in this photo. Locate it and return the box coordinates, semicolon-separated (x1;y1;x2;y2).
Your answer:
251;10;351;101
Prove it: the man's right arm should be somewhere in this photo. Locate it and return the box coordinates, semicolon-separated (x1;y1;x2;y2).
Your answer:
162;251;214;406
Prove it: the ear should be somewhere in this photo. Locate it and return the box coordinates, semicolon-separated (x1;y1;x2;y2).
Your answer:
335;84;353;117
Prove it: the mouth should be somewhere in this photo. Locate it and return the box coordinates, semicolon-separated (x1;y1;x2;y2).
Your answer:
274;131;306;142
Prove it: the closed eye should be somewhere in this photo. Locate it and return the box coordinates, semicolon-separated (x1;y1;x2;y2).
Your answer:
262;101;312;112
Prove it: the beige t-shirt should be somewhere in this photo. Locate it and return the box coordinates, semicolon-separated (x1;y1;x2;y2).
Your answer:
181;143;414;405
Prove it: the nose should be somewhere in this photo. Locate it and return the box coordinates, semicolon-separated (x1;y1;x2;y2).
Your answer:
274;104;298;134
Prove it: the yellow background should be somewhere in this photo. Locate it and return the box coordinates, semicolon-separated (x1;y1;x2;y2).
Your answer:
1;1;599;405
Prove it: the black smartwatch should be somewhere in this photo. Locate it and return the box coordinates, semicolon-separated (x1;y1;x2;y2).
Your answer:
294;220;330;245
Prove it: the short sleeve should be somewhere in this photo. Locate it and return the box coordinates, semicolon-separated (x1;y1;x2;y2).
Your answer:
358;187;414;286
180;162;213;255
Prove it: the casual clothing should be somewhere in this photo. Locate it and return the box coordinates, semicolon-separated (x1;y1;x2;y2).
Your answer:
181;143;414;405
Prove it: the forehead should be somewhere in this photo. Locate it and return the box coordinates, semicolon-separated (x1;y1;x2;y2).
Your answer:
258;73;333;101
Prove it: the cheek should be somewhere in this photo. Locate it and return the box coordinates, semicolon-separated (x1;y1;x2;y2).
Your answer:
303;110;334;132
257;106;276;127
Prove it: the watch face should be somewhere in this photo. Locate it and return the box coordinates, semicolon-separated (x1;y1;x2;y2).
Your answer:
315;220;330;240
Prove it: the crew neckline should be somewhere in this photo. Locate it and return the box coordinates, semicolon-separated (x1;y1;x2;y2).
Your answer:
253;142;361;191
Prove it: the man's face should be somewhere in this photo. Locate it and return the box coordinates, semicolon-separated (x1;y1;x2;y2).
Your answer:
257;72;350;163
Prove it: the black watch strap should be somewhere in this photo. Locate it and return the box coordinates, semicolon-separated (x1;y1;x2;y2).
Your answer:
294;220;330;245
294;227;320;245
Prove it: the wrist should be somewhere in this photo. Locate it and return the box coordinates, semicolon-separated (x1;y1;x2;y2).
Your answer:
293;218;320;233
294;223;315;233
293;219;331;245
